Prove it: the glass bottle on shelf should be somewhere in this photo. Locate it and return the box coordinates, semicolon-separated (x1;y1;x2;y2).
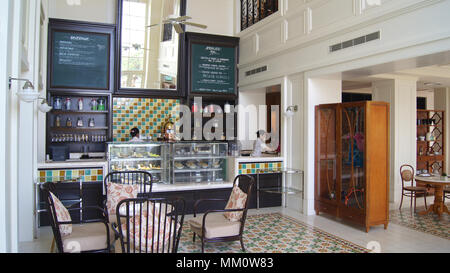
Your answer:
77;117;83;127
66;117;72;128
78;98;83;111
65;98;71;110
90;99;98;111
97;98;105;111
55;115;61;127
89;118;95;127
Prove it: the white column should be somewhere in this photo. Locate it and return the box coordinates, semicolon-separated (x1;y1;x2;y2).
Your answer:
434;87;450;174
372;78;417;204
0;0;14;253
304;77;342;215
285;74;304;212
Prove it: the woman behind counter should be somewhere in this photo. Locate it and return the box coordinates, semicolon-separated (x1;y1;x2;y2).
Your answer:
129;127;144;142
251;130;276;157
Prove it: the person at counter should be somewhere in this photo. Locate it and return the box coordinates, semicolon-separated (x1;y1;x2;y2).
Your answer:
251;130;276;157
129;127;144;143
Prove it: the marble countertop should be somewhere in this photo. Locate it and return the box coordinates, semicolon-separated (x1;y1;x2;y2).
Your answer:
152;181;234;192
37;159;107;169
232;155;284;162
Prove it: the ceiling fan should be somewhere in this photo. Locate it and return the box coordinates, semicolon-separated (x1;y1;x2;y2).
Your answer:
147;15;207;34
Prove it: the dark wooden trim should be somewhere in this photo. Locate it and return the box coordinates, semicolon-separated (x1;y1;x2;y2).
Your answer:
114;0;187;98
47;19;116;94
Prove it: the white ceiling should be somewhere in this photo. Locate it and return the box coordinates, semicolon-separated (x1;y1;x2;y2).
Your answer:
342;51;450;91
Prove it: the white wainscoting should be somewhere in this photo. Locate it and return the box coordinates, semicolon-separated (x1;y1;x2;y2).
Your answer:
238;0;441;68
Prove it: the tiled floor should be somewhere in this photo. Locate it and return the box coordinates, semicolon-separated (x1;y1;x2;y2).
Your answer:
20;200;450;253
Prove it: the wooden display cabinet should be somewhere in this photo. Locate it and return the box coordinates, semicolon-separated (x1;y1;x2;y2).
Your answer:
315;101;390;232
416;109;445;195
416;110;445;174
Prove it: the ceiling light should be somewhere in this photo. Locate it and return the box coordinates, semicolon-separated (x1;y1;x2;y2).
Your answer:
424;82;442;87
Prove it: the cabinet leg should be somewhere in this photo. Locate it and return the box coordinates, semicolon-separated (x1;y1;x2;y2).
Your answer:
315;210;320;216
384;223;388;230
365;226;370;233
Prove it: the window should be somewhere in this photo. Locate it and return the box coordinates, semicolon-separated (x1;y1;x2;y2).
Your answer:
121;0;146;88
241;0;278;31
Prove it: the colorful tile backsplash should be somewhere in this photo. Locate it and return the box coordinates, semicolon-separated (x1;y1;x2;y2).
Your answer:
113;98;180;142
238;162;283;175
38;168;103;183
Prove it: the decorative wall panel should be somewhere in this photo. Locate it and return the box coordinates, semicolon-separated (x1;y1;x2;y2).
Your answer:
113;98;180;142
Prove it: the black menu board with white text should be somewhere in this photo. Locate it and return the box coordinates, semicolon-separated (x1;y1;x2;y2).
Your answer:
50;30;110;90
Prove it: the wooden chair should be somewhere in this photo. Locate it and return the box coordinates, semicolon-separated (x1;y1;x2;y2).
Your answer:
114;197;185;253
444;187;450;203
188;174;255;253
103;171;153;226
41;182;112;253
399;164;428;212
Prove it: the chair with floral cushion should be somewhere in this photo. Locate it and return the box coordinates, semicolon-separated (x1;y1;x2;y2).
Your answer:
103;171;153;235
188;174;255;253
41;182;112;253
114;197;185;253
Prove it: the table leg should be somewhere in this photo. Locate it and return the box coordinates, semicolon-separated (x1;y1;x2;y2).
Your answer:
419;185;449;217
50;238;55;253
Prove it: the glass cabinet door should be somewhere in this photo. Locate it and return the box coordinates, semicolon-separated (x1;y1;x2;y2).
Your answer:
341;104;365;210
316;106;338;202
108;143;169;184
172;142;228;183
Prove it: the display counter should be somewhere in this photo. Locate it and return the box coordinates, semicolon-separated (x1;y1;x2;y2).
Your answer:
106;141;229;185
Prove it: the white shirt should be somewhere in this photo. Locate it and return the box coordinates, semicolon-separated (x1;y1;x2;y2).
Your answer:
129;137;144;143
251;138;270;157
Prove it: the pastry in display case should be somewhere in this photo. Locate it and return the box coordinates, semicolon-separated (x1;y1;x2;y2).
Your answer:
171;142;228;183
107;143;170;184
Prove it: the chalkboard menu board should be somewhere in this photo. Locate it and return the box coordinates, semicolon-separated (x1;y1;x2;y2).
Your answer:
186;32;239;97
48;19;115;93
191;44;236;94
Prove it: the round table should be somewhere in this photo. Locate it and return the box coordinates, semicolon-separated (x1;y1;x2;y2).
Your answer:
414;175;450;217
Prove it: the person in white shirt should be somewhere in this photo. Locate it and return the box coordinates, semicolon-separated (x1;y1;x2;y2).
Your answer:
129;127;144;142
251;130;274;157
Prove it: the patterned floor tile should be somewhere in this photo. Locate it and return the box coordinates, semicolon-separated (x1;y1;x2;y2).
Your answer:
390;206;449;240
178;213;368;253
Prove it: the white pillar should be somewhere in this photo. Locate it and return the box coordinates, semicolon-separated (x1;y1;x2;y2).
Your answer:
304;77;342;215
434;87;450;174
372;78;417;204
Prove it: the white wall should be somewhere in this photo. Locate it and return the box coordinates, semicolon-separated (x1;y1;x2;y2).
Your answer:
239;0;450;213
417;90;434;110
48;0;116;24
373;78;417;203
0;0;14;253
186;0;235;36
238;88;267;150
304;78;342;215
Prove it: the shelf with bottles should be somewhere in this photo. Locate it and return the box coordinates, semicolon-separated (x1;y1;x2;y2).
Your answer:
46;93;112;157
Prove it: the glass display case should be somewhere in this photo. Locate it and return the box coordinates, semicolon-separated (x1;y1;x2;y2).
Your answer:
107;143;170;184
171;142;228;183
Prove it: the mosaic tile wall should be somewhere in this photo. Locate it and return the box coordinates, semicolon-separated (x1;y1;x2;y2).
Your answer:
238;161;283;175
38;168;103;183
113;98;180;142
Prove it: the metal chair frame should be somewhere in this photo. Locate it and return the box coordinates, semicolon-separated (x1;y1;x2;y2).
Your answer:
191;174;255;253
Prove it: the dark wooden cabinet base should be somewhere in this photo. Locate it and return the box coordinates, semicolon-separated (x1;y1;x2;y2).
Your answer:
38;182;104;227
